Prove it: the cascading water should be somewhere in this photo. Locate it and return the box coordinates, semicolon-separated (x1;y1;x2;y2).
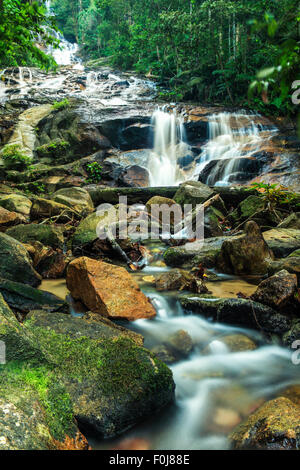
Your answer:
148;109;190;186
194;111;277;186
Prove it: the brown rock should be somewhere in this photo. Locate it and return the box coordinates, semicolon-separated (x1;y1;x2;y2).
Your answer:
251;269;298;311
66;257;156;321
217;221;274;275
0;206;23;228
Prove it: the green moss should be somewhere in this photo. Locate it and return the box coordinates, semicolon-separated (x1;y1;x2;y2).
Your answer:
36;139;70;159
0;362;74;441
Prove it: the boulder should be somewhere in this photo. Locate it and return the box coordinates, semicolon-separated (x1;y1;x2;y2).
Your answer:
6;224;64;250
263;228;300;257
51;187;94;214
31;245;66;279
0;194;32;217
118;165;150;187
165;330;193;358
0;206;23;228
217;221;274;275
0;279;66;313
282;320;300;348
174;181;215;207
155;269;209;294
180;295;292;334
86;186;177;207
66;257;156;321
0;233;41;287
0;295;175;442
277;213;300;230
250;270;298;312
164;236;228;269
206;334;257;353
230;397;300;449
30;197;78;221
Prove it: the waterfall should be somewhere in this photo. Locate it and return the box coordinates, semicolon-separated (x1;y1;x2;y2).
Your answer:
148;109;190;187
195;111;277;186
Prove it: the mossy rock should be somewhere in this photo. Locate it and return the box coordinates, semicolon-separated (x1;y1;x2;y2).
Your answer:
51;187;94;215
229;195;265;225
0;232;41;287
36;139;70;160
31;197;79;221
0;194;32;217
230;397;300;449
6;224;64;250
174;181;215;207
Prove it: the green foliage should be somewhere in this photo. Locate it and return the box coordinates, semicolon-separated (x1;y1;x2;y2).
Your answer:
248;182;297;208
0;0;59;70
86;162;102;183
52;99;70;110
1;144;32;171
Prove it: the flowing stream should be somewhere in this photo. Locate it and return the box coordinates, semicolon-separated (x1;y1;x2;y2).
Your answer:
41;246;299;451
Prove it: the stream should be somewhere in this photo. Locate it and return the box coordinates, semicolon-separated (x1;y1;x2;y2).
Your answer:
41;244;299;450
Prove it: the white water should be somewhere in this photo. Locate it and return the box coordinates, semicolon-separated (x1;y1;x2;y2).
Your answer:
194;111;277;186
148;109;190;186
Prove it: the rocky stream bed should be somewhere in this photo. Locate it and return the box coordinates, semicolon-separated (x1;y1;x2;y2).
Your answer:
0;65;299;450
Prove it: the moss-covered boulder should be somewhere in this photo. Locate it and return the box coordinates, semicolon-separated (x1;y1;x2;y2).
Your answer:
51;187;94;215
0;279;66;313
230;397;300;449
0;206;24;228
36;139;70;161
0;233;41;287
174;181;215;207
217;221;274;275
6;224;64;250
229;195;265;225
278;212;300;230
0;194;32;217
282;319;300;347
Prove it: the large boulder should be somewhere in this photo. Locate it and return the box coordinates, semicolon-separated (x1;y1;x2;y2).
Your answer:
0;233;41;287
217;221;274;275
180;295;292;334
51;187;94;215
230;397;300;450
6;224;64;250
0;194;32;217
66;257;156;321
263;228;300;257
0;279;65;313
0;295;175;444
174;181;215;207
250;270;298;312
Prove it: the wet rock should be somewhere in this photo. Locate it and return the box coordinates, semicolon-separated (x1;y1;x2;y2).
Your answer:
250;270;298;312
165;329;193;357
66;257;156;321
0;295;175;441
174;181;215;207
217;334;257;352
155;269;209;294
146;196;177;213
0;206;23;228
282;386;300;406
0;194;32;217
30;197;78;222
278;212;300;230
229;195;265;226
151;345;177;365
230;397;300;449
72;208;118;252
0;232;41;287
217;221;274;275
51;187;94;215
164;236;228;268
118;165;150;187
263;228;300;257
0;279;66;313
268;257;300;282
180;295;292;334
282;320;300;347
6;224;64;250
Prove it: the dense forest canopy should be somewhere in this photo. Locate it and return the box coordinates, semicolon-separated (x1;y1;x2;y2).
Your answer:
0;0;299;114
50;0;300;113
